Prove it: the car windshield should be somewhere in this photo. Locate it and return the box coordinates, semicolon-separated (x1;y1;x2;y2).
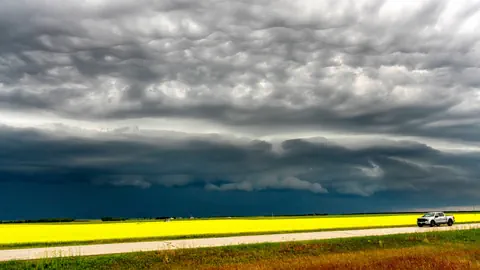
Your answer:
422;212;435;217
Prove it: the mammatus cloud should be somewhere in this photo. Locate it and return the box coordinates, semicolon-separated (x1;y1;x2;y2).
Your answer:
0;0;480;142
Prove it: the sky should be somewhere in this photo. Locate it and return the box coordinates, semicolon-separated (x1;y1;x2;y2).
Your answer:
1;0;480;219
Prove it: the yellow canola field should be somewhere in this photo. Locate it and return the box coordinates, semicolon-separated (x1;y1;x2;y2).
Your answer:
1;213;479;245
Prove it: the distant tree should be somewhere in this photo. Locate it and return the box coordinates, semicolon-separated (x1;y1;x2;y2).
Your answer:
0;218;75;224
101;217;127;222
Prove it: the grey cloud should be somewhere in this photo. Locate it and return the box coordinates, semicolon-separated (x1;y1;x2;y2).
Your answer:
1;0;480;143
1;124;479;198
97;175;152;189
206;176;328;194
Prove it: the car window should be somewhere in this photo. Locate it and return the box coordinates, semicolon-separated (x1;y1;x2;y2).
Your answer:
439;213;444;217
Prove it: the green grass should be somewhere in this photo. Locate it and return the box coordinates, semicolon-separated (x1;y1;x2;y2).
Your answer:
1;228;479;270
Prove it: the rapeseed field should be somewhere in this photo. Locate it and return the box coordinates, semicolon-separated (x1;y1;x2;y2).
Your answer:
1;213;479;245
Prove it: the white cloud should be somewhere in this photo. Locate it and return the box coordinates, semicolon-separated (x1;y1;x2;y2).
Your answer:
206;176;328;194
94;175;152;189
355;160;384;178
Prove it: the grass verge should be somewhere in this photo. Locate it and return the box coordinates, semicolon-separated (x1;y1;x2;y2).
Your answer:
1;228;479;269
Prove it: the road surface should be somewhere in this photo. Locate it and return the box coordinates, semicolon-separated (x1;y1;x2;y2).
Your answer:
1;223;479;262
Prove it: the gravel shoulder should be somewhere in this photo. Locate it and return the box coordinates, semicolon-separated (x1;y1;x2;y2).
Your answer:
1;223;479;262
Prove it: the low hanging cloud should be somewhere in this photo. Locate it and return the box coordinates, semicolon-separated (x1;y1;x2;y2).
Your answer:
1;125;479;198
206;176;328;194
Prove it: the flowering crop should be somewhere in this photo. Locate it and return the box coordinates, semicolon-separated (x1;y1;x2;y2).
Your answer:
1;213;478;245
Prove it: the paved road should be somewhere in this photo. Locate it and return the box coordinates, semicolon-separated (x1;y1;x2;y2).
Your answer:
1;223;479;262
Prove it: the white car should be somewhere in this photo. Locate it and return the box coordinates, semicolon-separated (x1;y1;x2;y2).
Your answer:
417;211;455;227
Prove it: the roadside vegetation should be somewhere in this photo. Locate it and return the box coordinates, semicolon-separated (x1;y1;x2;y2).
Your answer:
2;228;479;269
1;213;479;249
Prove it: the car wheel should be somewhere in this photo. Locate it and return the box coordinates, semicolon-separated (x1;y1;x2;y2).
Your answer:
418;224;423;227
430;220;436;227
448;219;453;226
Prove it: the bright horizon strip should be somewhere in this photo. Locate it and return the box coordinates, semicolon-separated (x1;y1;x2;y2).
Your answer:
1;213;479;245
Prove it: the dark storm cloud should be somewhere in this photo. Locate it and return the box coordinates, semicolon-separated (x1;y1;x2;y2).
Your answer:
1;0;480;142
1;125;479;198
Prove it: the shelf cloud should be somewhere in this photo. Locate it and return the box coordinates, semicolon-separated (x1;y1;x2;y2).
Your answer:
1;0;479;217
